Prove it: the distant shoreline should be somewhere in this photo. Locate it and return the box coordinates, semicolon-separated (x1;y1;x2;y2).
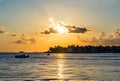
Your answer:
0;45;120;54
47;45;120;53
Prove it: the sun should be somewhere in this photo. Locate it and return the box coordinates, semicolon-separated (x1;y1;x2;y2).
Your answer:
49;17;68;34
55;22;68;34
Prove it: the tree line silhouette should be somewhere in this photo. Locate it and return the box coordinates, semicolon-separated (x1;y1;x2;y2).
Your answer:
47;45;120;53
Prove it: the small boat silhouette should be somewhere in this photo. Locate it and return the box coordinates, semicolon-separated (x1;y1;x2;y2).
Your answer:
47;53;50;56
15;52;29;58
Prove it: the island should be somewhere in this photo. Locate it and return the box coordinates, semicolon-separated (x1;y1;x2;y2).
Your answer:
47;45;120;53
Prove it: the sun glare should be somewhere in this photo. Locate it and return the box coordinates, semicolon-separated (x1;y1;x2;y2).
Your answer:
49;17;68;34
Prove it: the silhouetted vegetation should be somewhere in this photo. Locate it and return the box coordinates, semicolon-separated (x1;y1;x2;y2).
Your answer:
47;45;120;53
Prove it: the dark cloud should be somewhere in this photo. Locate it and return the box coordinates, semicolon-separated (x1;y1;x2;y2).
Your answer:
41;28;58;34
41;25;89;34
0;27;17;37
28;38;36;44
0;30;5;34
0;30;18;37
49;28;58;33
41;30;50;34
65;25;88;33
12;40;25;44
0;26;9;34
12;38;37;44
12;34;37;44
9;34;17;37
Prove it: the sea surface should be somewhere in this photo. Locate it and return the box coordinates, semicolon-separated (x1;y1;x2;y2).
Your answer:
0;53;120;81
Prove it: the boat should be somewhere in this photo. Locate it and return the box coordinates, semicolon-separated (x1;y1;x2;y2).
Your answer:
15;52;29;58
47;53;50;56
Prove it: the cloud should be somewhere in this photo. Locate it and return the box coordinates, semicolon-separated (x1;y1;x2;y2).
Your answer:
65;25;89;33
41;27;58;34
41;17;90;34
81;36;120;46
77;28;120;46
12;38;37;44
0;26;8;34
0;26;13;35
112;28;120;38
12;40;25;44
0;29;17;37
9;34;17;37
0;30;5;34
41;25;89;34
11;34;37;44
41;30;50;34
49;28;58;33
0;25;37;44
19;34;37;44
103;38;120;46
99;32;106;40
29;38;36;44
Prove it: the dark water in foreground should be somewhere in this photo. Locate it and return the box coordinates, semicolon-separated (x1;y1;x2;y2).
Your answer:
0;53;120;81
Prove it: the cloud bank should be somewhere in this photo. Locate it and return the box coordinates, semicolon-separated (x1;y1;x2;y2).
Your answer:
12;37;36;44
41;18;90;34
112;28;120;38
1;25;120;46
0;26;17;37
11;34;37;44
41;25;89;34
0;26;37;44
78;28;120;46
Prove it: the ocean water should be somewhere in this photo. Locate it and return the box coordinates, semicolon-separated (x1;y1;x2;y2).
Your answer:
0;53;120;81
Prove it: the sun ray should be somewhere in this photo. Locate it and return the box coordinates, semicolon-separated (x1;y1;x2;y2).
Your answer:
49;17;68;34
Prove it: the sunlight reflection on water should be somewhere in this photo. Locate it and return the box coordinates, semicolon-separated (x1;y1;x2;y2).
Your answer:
57;54;64;79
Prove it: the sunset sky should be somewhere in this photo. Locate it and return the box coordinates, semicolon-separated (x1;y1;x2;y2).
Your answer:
0;0;120;52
